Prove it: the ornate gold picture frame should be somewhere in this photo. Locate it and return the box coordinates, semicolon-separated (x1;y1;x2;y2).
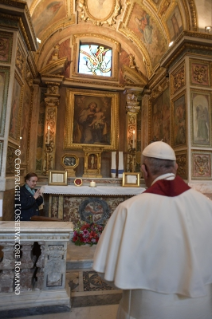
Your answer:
61;154;79;169
48;170;68;186
122;172;140;187
61;154;79;177
64;88;119;150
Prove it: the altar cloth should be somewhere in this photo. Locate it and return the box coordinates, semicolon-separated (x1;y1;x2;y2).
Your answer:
40;185;145;196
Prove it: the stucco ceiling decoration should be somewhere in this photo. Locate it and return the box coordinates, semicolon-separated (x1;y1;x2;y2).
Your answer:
77;0;121;26
39;44;68;75
119;1;168;77
29;0;75;53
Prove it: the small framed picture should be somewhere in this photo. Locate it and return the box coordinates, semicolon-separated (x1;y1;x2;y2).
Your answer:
122;172;140;187
62;154;79;169
48;170;68;186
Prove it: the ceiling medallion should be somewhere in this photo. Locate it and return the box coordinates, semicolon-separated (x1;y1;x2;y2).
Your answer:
77;0;121;26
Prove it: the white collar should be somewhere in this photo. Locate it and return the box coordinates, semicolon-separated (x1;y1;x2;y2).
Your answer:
151;173;176;186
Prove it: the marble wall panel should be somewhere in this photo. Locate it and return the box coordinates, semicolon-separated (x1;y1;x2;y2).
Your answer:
191;151;212;179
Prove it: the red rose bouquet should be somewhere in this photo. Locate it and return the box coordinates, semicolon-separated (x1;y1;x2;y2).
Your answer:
72;222;104;246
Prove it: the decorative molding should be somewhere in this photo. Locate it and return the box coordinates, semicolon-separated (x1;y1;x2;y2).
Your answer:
63;77;125;89
25;64;33;87
15;45;25;78
159;0;171;17
187;0;197;31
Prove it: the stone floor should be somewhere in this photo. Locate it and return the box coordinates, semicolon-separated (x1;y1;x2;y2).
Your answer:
14;241;121;319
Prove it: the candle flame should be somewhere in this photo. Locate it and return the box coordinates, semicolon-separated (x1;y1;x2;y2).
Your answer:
133;130;135;134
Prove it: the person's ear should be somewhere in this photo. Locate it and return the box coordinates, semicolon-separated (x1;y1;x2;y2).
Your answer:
141;164;148;179
175;162;178;172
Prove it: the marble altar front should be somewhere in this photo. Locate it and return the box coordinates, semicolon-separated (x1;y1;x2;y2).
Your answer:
40;185;145;224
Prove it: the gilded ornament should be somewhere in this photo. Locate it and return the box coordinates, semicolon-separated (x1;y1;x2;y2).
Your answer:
193;65;207;83
159;0;171;16
16;47;25;77
176;153;187;179
170;63;185;95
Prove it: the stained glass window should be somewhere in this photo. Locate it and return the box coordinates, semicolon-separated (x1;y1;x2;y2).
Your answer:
78;44;112;77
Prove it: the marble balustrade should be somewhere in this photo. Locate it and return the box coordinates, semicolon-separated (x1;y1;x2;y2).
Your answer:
0;221;73;317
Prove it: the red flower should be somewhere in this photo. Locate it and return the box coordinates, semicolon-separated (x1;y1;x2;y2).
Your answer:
81;224;90;230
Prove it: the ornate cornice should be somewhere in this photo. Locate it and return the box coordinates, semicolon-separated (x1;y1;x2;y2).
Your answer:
148;67;167;90
27;51;38;78
63;77;146;90
0;1;37;51
122;65;147;87
39;57;68;75
160;31;212;69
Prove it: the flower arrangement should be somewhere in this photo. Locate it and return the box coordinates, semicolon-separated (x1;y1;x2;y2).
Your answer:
72;221;104;246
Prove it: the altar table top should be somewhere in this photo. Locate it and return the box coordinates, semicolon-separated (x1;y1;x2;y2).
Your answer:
40;185;146;196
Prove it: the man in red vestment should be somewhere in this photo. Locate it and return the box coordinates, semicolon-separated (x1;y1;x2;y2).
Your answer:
93;141;212;319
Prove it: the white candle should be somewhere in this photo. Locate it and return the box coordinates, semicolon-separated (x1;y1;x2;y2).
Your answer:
90;180;96;187
47;125;50;144
118;151;124;178
132;130;135;148
111;151;116;178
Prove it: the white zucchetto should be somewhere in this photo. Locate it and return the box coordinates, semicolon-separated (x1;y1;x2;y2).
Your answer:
142;141;176;160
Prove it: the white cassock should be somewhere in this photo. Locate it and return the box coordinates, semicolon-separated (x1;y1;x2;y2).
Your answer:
93;174;212;319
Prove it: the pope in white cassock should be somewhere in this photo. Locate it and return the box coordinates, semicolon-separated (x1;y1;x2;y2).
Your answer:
93;141;212;319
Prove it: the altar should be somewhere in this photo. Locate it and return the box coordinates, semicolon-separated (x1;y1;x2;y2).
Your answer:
40;184;146;225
